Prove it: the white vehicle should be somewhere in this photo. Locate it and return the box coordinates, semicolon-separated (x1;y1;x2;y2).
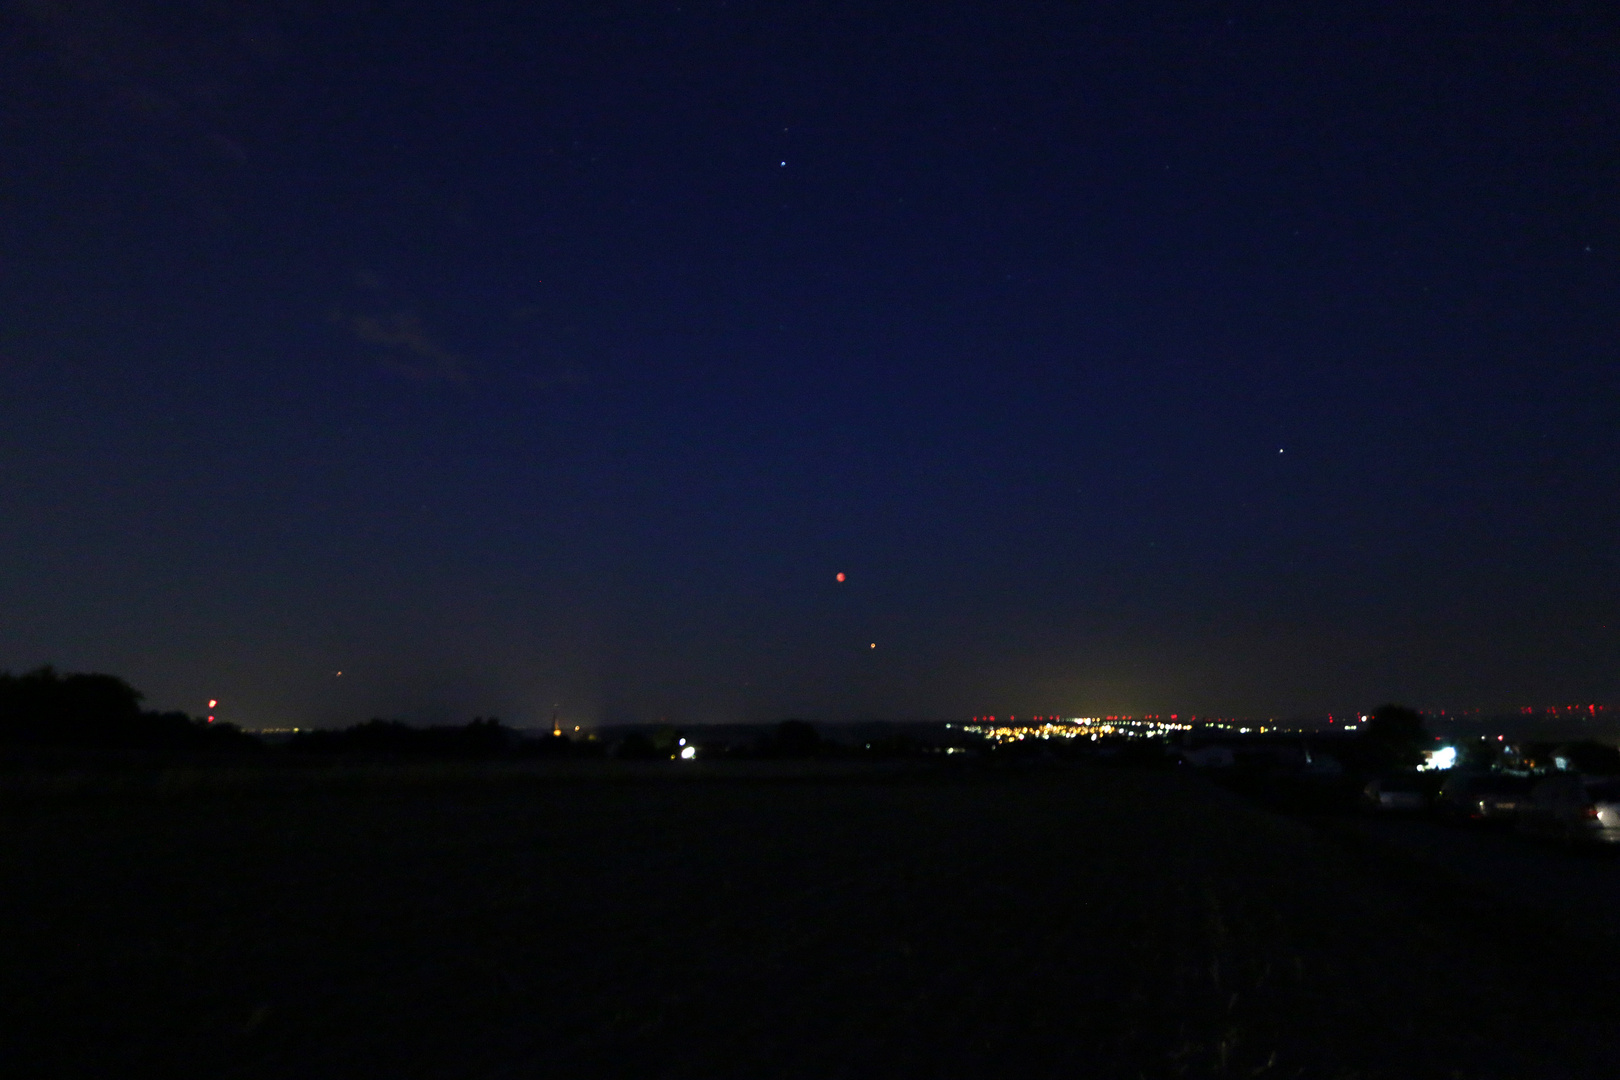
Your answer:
1435;772;1532;824
1362;774;1429;813
1519;775;1620;845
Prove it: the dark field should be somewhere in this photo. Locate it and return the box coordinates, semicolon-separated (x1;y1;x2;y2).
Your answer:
2;763;1616;1078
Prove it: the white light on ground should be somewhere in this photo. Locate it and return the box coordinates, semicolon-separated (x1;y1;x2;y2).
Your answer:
680;746;696;760
1421;746;1457;771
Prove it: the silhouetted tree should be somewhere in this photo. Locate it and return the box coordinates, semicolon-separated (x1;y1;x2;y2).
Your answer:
1360;703;1428;771
0;667;259;751
424;717;518;756
0;667;141;746
1457;736;1505;771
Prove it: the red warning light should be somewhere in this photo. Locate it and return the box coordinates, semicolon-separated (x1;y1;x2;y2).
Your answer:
835;572;845;582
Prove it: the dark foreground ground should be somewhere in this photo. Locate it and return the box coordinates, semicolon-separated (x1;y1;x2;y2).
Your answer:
2;762;1617;1079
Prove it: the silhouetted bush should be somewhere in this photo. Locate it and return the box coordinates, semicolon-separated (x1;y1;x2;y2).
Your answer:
613;727;683;759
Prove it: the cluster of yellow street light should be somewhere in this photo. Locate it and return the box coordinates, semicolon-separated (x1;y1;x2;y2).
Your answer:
959;717;1193;744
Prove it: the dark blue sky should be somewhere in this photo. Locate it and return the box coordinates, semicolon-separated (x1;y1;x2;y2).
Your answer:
3;1;1617;726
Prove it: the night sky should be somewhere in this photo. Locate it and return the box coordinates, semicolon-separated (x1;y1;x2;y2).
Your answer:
3;1;1617;727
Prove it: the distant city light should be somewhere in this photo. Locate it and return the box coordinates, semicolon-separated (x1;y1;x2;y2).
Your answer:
680;745;697;759
962;716;1193;744
208;699;217;709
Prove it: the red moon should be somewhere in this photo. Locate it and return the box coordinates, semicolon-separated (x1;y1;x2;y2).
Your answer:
835;572;846;582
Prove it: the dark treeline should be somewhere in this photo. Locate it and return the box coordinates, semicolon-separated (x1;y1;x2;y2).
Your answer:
0;667;1197;766
615;719;834;760
0;667;259;751
615;719;987;761
0;668;598;760
17;672;1575;777
286;718;955;761
287;718;590;759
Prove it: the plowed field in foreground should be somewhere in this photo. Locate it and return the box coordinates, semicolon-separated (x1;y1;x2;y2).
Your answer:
1;764;1613;1078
